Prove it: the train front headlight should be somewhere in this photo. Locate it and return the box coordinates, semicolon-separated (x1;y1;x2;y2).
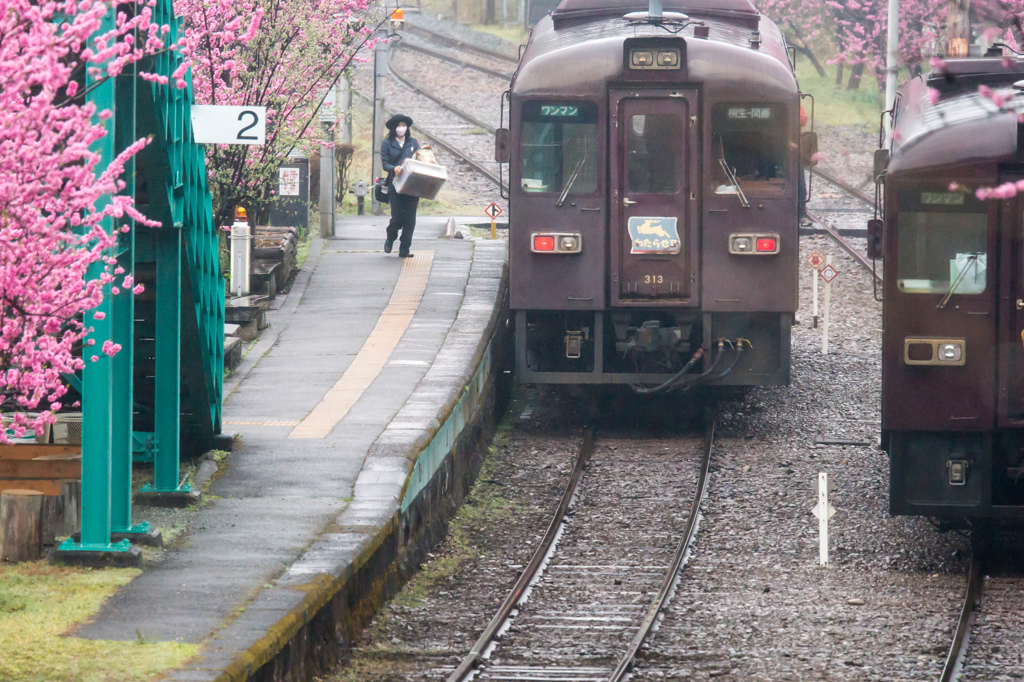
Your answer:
903;338;966;366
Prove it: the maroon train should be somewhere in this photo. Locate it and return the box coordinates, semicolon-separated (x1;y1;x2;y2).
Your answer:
498;0;810;390
879;54;1024;518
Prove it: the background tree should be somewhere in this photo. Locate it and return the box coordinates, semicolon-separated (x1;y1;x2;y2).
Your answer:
0;0;252;441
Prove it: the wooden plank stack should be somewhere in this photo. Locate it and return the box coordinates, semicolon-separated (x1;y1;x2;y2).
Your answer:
0;445;81;560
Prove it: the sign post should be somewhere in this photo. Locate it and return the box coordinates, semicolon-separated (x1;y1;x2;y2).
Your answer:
808;252;823;328
819;256;839;355
485;202;502;239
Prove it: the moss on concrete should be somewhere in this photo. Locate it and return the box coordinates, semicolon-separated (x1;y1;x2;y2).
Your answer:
0;562;195;682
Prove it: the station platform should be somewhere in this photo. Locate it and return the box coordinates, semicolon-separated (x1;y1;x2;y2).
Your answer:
76;215;509;680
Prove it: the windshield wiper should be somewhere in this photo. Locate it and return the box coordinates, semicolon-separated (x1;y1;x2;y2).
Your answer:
937;253;979;309
556;143;587;207
718;158;750;208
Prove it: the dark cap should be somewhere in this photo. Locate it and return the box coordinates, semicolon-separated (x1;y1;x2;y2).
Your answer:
385;113;413;130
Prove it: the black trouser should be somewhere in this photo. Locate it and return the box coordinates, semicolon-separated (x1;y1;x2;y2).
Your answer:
386;193;419;254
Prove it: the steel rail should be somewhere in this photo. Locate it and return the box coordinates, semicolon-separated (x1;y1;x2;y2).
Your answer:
806;212;882;284
351;90;505;190
811;167;875;208
402;23;521;66
446;427;596;682
396;39;515;81
939;556;983;682
606;416;715;681
389;50;498;134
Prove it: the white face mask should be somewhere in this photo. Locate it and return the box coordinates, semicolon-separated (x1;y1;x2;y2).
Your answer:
396;125;408;137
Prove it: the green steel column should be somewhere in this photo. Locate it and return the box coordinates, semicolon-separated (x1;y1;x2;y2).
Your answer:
60;5;128;552
151;229;187;492
110;67;148;536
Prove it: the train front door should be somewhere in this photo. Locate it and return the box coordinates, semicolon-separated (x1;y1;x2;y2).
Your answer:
1000;181;1024;424
609;90;699;306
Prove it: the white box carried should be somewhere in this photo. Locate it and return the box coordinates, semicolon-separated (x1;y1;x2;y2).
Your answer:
392;159;448;200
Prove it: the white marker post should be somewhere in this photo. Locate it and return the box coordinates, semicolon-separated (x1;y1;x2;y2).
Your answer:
813;267;819;328
811;473;837;567
818;472;829;566
822;255;834;355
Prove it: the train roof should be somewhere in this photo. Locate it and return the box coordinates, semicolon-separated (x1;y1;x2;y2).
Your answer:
889;74;1021;177
550;0;760;29
513;8;792;96
927;57;1024;97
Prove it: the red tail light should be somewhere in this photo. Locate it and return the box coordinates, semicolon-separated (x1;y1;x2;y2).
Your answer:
533;235;555;251
756;237;777;252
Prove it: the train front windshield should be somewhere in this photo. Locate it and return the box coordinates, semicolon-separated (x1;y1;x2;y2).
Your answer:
895;188;988;294
711;103;788;194
520;102;598;195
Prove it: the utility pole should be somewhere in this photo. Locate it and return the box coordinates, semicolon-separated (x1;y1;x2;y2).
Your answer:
883;0;899;146
319;93;335;238
371;29;388;215
946;0;972;57
338;71;352;145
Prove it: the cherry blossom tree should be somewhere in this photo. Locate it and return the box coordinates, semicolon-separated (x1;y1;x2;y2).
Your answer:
0;0;252;441
179;0;381;225
761;0;1024;90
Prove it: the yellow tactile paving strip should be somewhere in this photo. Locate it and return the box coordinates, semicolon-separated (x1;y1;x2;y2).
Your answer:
289;251;435;439
224;420;300;427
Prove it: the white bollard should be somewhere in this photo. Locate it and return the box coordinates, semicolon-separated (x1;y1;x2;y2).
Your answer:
229;208;251;298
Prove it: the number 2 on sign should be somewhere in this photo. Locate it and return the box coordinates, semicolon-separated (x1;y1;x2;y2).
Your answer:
644;274;664;284
237;110;260;141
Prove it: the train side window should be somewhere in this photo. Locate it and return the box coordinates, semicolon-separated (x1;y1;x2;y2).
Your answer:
711;103;788;195
627;114;682;194
520;101;599;195
895;188;988;294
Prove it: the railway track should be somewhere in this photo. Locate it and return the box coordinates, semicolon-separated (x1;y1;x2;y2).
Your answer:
807;167;881;283
444;418;715;682
402;22;521;66
397;38;515;80
939;557;983;682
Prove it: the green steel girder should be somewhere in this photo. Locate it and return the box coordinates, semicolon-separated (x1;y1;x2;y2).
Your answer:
60;0;223;554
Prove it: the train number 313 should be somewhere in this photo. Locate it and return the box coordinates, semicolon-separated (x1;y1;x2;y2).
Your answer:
644;275;664;284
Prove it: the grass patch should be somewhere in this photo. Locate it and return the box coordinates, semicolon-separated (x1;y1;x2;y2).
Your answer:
795;60;883;128
0;563;196;681
294;232;312;271
470;23;529;47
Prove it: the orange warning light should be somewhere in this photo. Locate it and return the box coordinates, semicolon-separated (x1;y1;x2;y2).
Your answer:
391;8;404;20
234;206;247;221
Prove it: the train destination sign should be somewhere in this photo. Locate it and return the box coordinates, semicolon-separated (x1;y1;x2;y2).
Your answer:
628;216;681;255
727;106;772;120
540;105;579;117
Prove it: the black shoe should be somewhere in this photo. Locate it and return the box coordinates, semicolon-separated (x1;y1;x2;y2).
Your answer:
384;239;393;253
399;252;414;258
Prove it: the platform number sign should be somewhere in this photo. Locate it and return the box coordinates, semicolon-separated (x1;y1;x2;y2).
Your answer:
819;264;839;284
191;105;267;145
807;252;823;270
484;202;503;219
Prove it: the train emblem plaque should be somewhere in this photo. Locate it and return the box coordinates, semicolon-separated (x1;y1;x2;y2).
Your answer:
628;216;681;255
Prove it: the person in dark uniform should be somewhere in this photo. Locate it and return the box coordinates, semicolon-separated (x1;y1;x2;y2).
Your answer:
381;113;421;258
